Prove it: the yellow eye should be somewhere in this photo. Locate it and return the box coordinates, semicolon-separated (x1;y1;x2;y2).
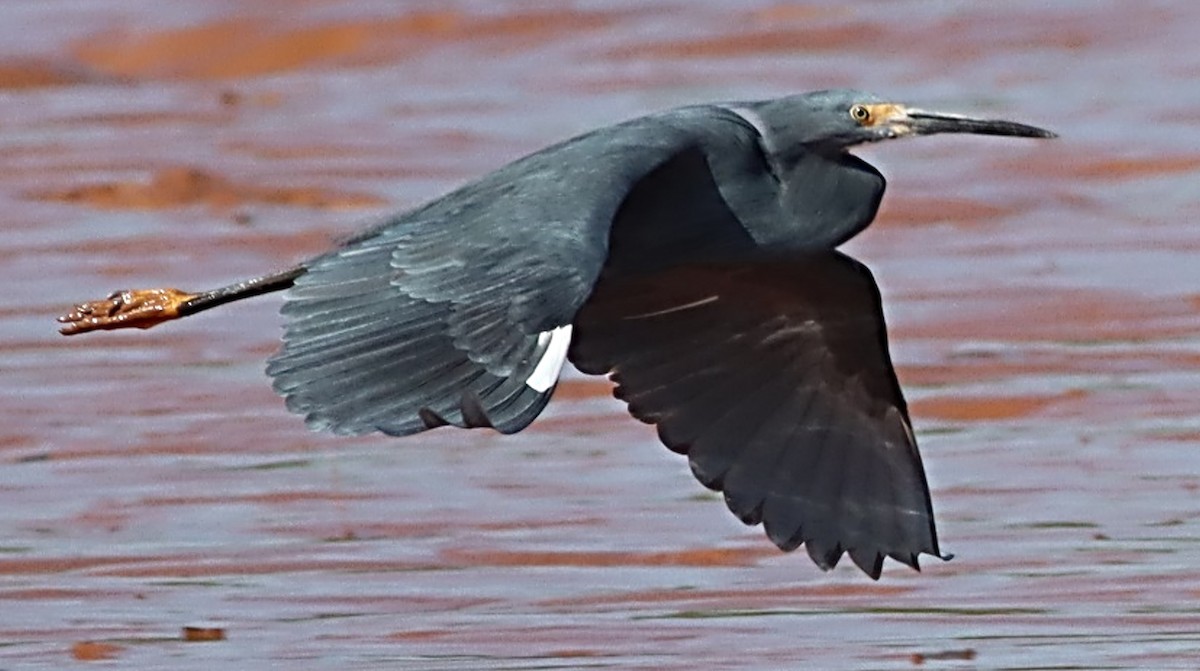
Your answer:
849;104;871;124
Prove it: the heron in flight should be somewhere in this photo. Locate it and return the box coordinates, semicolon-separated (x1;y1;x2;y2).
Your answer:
59;89;1055;578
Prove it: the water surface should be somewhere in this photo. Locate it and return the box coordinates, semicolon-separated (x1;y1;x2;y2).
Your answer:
3;1;1200;668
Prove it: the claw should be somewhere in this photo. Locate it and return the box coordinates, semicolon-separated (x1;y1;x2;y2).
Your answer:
57;287;198;335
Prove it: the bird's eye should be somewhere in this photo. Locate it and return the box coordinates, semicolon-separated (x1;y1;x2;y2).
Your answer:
849;104;872;124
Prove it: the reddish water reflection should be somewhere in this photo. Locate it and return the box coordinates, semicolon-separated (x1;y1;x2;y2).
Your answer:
4;1;1200;669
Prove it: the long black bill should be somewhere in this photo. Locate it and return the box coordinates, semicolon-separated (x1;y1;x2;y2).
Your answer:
905;109;1057;139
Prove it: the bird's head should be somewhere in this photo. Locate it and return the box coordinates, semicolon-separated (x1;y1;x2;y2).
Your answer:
753;89;1056;154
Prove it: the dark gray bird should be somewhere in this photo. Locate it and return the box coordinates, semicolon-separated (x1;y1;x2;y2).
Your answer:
59;89;1055;579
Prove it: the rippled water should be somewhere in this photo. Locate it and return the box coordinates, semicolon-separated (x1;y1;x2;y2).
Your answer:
3;1;1200;668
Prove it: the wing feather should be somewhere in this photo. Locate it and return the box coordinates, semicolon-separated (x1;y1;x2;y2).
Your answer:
569;252;944;579
268;108;764;435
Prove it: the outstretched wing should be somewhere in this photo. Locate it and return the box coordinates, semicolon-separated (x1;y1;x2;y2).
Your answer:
568;252;944;579
267;106;768;436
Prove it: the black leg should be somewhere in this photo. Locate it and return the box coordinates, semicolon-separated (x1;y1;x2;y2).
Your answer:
179;265;306;317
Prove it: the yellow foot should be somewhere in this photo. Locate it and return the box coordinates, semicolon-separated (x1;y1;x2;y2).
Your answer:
58;288;198;335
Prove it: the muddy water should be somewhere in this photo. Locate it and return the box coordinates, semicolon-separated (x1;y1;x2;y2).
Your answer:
3;1;1200;668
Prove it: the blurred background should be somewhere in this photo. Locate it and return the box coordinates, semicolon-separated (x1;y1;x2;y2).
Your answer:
2;1;1199;668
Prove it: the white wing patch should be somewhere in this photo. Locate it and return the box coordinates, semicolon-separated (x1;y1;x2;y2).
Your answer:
525;324;573;392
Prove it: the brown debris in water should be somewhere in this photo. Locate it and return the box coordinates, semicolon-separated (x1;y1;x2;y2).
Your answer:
913;390;1087;422
441;546;769;568
910;648;977;665
71;641;123;661
0;59;100;89
182;625;227;642
611;23;885;59
71;11;622;81
30;166;386;212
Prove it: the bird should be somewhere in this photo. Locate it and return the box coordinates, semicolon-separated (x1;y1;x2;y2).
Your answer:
58;89;1056;579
